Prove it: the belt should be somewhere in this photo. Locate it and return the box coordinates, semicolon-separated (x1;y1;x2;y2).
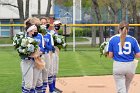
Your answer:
43;52;49;54
23;57;34;60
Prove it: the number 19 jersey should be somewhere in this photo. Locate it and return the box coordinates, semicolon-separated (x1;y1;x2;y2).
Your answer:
108;34;140;62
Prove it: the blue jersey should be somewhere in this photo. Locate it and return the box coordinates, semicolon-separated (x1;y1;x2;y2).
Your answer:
108;34;140;62
34;33;44;52
44;32;53;53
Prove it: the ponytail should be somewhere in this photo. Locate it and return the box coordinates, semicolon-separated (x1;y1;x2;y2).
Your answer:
120;27;127;47
118;21;129;48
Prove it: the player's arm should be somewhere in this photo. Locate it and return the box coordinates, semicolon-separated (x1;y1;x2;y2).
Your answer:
135;53;140;58
40;34;45;53
133;38;140;58
107;52;113;58
106;38;113;58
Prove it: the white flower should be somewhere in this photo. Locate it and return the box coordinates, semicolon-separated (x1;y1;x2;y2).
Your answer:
13;42;16;46
103;50;105;54
27;37;34;43
18;32;24;35
40;25;46;30
13;36;17;41
17;39;20;45
27;44;35;52
50;30;55;35
62;43;66;47
21;38;27;47
20;35;24;38
22;49;26;53
56;38;62;43
18;47;25;53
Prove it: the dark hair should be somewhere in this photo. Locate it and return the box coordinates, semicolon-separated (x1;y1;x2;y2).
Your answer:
118;21;129;47
40;17;49;22
25;20;32;31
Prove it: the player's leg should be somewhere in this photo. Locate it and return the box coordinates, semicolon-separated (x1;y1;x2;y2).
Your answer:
125;62;135;93
21;59;35;93
53;51;59;90
33;66;43;93
113;61;127;93
114;74;126;93
52;52;57;89
42;53;50;93
48;52;55;93
125;73;134;93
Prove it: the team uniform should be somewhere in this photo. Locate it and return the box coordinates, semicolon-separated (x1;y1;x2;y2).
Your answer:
43;30;56;93
21;49;36;93
108;34;140;93
33;33;45;93
49;30;60;92
21;34;43;93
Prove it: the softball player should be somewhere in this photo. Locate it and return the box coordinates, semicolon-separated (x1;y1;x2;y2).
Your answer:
21;24;41;93
49;20;62;92
25;17;45;93
44;31;56;93
33;29;45;93
40;17;56;93
108;21;140;93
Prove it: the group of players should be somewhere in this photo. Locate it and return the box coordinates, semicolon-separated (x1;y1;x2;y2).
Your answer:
19;17;140;93
21;17;62;93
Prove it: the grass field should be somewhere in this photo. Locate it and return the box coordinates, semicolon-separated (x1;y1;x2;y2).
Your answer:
0;47;140;93
0;37;88;44
0;37;13;44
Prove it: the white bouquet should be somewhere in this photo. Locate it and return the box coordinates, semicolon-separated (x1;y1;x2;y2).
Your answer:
38;25;47;35
13;32;45;70
13;32;25;49
53;34;67;50
100;41;109;57
13;32;38;57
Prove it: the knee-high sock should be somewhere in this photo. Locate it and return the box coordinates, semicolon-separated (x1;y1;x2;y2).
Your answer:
22;87;35;93
22;87;30;93
53;75;56;89
48;76;54;92
30;88;35;93
42;82;47;93
35;85;43;93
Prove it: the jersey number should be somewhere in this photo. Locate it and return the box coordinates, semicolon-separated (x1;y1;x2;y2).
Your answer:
118;42;131;55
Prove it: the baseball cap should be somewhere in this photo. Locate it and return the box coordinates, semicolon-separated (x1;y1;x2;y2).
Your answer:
53;20;62;25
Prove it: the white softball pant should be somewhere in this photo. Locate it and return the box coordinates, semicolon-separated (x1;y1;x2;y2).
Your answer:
113;61;136;93
52;51;59;75
42;53;50;82
21;59;42;91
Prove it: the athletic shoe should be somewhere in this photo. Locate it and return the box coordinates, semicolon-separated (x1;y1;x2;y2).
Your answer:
54;88;63;93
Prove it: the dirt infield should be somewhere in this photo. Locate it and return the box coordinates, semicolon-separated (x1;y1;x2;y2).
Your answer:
47;74;140;93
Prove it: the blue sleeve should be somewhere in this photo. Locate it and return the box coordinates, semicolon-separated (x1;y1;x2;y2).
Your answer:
133;39;140;54
33;34;44;52
38;34;44;52
44;34;53;51
108;38;113;52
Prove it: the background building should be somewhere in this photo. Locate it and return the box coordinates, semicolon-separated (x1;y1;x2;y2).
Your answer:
0;0;54;37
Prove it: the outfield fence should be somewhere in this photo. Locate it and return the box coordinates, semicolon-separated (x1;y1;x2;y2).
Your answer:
0;24;140;51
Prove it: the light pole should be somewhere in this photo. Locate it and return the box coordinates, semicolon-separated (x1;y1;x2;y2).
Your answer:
73;0;76;52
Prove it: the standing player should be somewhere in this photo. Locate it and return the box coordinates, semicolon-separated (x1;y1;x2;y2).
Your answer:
21;24;41;93
26;17;45;93
40;17;56;93
107;21;140;93
50;20;62;93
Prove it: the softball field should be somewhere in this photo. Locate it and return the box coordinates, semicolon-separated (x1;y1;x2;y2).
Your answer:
46;74;140;93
